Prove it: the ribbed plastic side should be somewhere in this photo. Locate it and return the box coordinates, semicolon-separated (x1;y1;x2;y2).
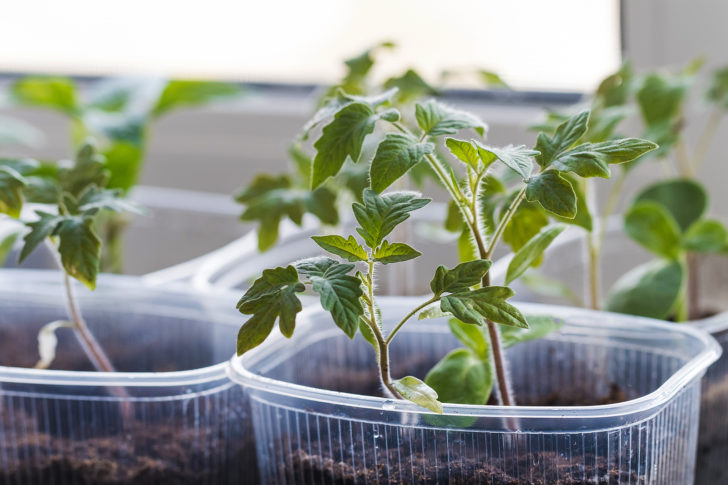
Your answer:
247;330;703;484
696;327;728;485
0;383;250;485
0;281;256;485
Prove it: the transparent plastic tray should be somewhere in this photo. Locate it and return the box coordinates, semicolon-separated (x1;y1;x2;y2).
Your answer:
231;298;720;485
490;216;728;484
0;269;255;484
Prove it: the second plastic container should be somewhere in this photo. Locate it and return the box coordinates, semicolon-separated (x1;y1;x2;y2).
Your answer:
490;217;728;484
231;298;720;484
0;269;255;485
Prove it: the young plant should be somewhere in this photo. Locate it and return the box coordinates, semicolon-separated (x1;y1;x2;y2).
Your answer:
235;92;657;408
532;60;728;320
11;76;242;272
0;139;140;371
236;188;527;412
605;179;728;320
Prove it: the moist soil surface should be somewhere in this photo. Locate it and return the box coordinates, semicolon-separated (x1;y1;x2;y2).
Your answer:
281;356;636;485
0;328;256;485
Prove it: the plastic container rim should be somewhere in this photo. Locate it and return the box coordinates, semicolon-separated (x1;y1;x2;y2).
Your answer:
0;269;240;388
229;299;721;420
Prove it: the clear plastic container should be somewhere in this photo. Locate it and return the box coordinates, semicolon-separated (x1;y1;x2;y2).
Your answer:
2;185;252;279
0;269;255;484
231;298;720;485
189;202;473;295
490;217;728;484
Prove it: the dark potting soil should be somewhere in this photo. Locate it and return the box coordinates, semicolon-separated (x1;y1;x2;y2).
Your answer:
283;355;635;484
0;410;253;485
283;447;639;485
0;329;257;485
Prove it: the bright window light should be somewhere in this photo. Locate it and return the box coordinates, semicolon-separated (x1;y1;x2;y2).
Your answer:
0;0;620;92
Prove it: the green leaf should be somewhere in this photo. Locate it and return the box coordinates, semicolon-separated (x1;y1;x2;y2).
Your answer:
0;165;27;218
369;133;434;192
58;140;110;198
77;186;142;215
11;77;79;115
417;304;451;321
392;375;443;413
353;189;430;248
103;141;144;192
521;271;583;306
549;147;610;178
479;70;510;89
444;199;465;232
19;211;64;263
587;138;659;164
0;225;19;266
501;315;561;348
683;219;728;253
440;287;528;328
535;110;590;167
415;100;487;137
550;173;592;231
583;106;631;143
295;257;364;338
153;80;240;117
605;260;684;319
236;265;306;353
637;73;688;127
625;202;683;259
506;224;566;284
474;143;538;180
444;138;480;170
57;216;101;290
373;240;421;264
384;70;439;104
525;170;577;218
312;235;367;262
449;319;488;359
502;199;551;252
301;88;397;141
312;103;379;188
635;179;707;232
430;259;492;296
237;174;338;251
707;66;728;108
425;348;491;406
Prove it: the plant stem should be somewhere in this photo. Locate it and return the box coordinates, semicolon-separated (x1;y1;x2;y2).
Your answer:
693;109;723;175
385;296;438;345
47;240;116;373
485;186;527;260
62;271;116;373
675;139;693;178
364;260;403;400
584;179;601;310
687;252;700;320
391;120;516;406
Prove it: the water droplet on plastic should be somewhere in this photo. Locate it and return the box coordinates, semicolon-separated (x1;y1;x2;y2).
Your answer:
382;400;395;411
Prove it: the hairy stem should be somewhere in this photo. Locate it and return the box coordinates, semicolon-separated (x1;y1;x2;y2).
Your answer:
485;186;527;260
365;260;403;399
385;296;438;345
392;120;516;405
693;109;723;175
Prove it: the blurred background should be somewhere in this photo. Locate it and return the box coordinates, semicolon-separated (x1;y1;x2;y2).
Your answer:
0;0;724;274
